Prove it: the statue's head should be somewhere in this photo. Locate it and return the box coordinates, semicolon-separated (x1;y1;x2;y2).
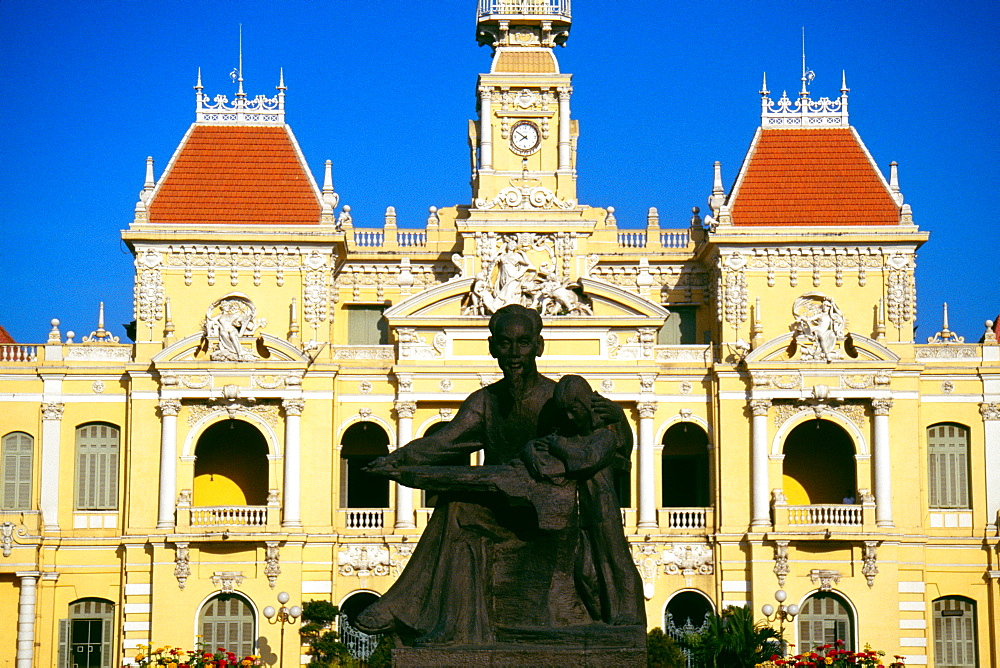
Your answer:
488;304;544;381
554;374;594;434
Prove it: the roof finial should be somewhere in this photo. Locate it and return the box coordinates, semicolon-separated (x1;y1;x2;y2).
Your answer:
321;159;339;212
928;302;965;343
277;67;286;91
195;67;203;91
800;27;815;97
236;24;245;98
841;70;849;94
889;161;903;205
760;72;769;97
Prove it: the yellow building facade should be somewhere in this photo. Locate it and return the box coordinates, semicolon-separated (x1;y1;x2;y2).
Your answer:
2;2;998;666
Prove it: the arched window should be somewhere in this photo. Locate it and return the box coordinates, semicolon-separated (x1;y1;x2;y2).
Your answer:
782;421;856;505
2;431;33;510
339;591;382;660
194;420;269;506
75;424;119;511
340;422;390;508
661;422;710;507
927;424;971;509
933;597;977;667
664;590;713;631
59;598;114;668
200;593;256;659
797;592;854;651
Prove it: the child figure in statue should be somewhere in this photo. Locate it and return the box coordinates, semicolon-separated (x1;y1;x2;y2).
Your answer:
522;374;643;626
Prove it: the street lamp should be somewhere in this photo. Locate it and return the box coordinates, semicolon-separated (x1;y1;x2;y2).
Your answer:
263;591;301;667
761;589;799;657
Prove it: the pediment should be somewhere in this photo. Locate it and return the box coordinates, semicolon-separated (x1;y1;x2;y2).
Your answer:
383;276;670;326
745;332;900;364
152;333;309;365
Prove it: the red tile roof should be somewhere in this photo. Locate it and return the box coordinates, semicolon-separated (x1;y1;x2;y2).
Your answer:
730;128;899;226
148;125;321;225
0;325;14;344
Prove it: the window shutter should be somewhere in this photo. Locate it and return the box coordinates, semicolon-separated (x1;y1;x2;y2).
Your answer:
101;616;113;668
927;424;970;509
75;425;119;510
58;618;69;668
2;432;33;510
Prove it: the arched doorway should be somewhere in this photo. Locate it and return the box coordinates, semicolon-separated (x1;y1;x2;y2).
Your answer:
199;593;256;659
340;422;390;508
339;592;382;660
664;589;713;630
782;420;856;504
797;591;855;651
661;422;710;507
61;598;115;668
194;420;269;506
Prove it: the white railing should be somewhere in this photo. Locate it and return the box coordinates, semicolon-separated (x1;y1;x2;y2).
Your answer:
662;507;708;530
787;504;862;526
339;614;382;660
190;506;267;527
660;230;690;248
396;230;427;247
618;231;646;248
478;0;571;18
353;229;385;247
344;509;384;529
0;345;38;362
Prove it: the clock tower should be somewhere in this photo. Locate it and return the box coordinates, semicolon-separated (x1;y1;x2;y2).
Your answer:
471;0;576;209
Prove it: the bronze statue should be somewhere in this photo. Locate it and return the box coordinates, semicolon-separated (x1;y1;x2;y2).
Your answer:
356;304;645;648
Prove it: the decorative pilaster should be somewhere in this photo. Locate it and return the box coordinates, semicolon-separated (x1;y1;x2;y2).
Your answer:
281;400;305;528
637;401;658;529
479;86;494;171
40;403;64;532
394;401;417;529
557;86;572;172
749;399;772;528
871;398;894;527
157;399;181;529
981;403;1000;529
15;571;39;668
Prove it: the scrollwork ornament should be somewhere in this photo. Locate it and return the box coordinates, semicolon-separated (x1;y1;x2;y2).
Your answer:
862;541;879;588
264;542;281;589
773;540;790;587
980;402;1000;421
173;542;191;589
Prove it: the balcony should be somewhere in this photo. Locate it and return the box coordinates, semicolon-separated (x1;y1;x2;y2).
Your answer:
190;506;268;527
772;493;876;533
340;509;387;532
661;507;712;532
477;0;571;20
0;344;40;363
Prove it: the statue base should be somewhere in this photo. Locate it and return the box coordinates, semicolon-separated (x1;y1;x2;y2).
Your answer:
392;646;645;667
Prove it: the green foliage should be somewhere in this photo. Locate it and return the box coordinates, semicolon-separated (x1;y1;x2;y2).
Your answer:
647;627;688;667
366;634;395;668
678;605;782;668
299;599;352;666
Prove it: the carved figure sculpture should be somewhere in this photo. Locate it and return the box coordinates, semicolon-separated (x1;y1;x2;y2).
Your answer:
203;294;265;361
356;305;645;648
790;293;846;362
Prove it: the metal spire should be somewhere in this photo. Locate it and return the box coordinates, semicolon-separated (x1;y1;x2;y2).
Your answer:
237;24;245;98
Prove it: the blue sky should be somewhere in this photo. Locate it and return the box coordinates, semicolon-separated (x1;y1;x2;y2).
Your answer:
1;0;997;343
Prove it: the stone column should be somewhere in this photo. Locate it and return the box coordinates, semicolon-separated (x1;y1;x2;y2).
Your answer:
557;86;572;172
479;86;493;171
281;400;305;528
15;571;39;668
872;398;894;527
981;402;1000;529
637;401;658;529
394;401;417;529
750;399;772;528
156;399;182;529
39;403;64;532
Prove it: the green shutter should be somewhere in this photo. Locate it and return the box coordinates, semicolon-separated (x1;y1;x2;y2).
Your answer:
101;616;113;668
347;306;387;345
658;307;697;345
75;424;119;511
934;598;976;668
200;595;255;658
928;424;970;509
797;594;853;652
58;618;69;668
2;432;33;510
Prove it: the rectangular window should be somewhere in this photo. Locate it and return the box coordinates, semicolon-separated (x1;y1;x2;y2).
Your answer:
2;432;33;510
927;424;970;509
658;306;697;345
75;424;119;511
346;305;388;345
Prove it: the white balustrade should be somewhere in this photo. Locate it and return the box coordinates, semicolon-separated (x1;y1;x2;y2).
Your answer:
662;507;708;529
618;231;646;248
396;230;427;247
477;0;571;18
190;506;268;527
0;345;38;362
660;230;691;248
353;229;385;247
344;509;385;529
786;504;862;526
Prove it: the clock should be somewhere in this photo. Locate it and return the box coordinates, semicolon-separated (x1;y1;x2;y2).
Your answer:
509;120;541;156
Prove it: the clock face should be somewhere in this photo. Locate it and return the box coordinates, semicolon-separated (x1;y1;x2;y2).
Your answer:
510;120;541;155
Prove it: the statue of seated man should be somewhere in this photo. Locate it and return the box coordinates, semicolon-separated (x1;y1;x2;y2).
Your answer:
356;304;645;648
